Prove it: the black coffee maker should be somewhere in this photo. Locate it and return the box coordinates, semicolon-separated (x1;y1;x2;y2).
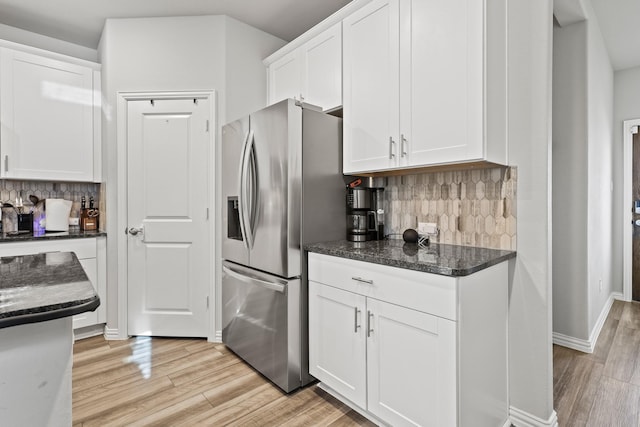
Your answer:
346;183;385;242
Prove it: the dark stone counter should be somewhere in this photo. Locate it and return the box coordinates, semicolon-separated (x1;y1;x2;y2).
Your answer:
305;239;516;277
0;252;99;329
0;229;106;243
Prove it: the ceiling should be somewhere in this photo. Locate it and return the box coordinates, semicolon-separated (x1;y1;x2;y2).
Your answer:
0;0;637;72
0;0;352;49
589;0;640;71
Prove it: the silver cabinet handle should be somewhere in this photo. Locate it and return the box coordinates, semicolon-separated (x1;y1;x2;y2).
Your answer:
4;155;8;173
389;137;396;159
367;311;374;337
128;227;143;236
401;134;408;157
351;276;373;285
354;307;361;333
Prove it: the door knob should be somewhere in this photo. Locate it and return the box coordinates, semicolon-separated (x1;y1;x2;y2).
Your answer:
128;227;143;235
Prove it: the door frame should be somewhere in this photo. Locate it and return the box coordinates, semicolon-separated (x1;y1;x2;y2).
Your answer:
623;119;640;301
115;90;217;340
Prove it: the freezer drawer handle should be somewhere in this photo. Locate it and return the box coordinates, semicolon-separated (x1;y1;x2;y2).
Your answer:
222;265;286;293
351;276;373;285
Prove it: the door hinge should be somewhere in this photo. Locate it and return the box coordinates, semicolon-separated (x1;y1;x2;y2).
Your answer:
206;120;210;132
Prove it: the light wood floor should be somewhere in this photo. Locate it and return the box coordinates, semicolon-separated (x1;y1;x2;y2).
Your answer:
72;335;375;426
74;300;640;426
554;299;640;426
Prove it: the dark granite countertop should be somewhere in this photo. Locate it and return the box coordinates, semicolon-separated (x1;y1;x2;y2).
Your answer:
0;251;100;329
305;239;516;277
0;229;106;243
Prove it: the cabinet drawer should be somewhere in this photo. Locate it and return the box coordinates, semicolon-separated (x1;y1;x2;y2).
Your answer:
0;238;97;259
308;252;458;321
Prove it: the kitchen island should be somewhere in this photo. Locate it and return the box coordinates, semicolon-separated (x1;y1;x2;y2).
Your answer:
0;251;99;426
305;239;515;427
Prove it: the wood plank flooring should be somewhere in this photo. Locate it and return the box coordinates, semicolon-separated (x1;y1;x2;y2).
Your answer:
74;300;640;426
554;300;640;426
72;335;375;426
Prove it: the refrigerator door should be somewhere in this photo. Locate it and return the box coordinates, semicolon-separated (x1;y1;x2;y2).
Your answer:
249;99;302;278
221;260;302;392
221;117;250;266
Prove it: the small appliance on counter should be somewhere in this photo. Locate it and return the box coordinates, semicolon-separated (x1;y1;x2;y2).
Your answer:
346;178;385;242
45;199;72;232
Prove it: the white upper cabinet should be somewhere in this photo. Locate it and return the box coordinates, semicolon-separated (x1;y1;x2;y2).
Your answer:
0;47;101;182
268;50;302;106
343;0;508;174
267;23;342;111
343;0;400;173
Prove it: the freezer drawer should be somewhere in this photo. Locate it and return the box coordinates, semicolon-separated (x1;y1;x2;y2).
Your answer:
221;260;303;392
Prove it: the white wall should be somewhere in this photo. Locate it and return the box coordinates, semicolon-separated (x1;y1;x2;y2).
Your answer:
0;23;97;62
551;0;615;345
585;0;615;334
507;0;555;423
98;16;284;337
552;20;589;339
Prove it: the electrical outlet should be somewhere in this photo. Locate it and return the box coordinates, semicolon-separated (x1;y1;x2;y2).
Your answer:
418;222;437;235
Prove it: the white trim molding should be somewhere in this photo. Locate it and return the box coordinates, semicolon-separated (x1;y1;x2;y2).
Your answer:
623;119;640;302
510;406;558;427
552;292;623;353
103;327;126;341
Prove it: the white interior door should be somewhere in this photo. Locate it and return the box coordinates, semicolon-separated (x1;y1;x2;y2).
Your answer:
127;97;211;337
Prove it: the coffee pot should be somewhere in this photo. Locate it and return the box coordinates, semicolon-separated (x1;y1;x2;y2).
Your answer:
346;186;383;242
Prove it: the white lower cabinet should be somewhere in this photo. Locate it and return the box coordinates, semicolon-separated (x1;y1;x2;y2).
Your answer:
308;252;509;427
309;283;367;408
0;237;106;331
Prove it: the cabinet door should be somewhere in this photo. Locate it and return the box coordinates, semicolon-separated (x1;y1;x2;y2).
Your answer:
343;0;400;174
399;0;484;167
367;298;457;427
268;50;302;105
73;257;98;329
301;23;342;111
309;281;367;409
0;48;94;181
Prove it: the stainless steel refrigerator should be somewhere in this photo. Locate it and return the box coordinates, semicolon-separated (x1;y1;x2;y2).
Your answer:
221;99;345;392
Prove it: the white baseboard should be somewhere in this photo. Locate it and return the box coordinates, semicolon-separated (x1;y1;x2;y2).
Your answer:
103;326;128;340
73;324;105;341
510;406;558;427
209;330;222;343
552;292;623;353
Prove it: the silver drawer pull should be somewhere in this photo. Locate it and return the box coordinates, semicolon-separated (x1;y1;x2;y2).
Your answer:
351;276;373;285
367;311;374;337
354;307;361;333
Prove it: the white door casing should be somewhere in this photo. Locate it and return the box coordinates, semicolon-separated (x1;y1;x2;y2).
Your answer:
126;96;211;337
623;119;640;301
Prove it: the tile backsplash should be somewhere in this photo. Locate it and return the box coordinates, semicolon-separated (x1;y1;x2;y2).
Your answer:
384;166;517;250
0;180;100;219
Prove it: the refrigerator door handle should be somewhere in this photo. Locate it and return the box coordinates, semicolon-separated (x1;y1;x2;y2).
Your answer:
222;264;286;293
249;134;258;233
237;130;251;250
241;130;256;250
